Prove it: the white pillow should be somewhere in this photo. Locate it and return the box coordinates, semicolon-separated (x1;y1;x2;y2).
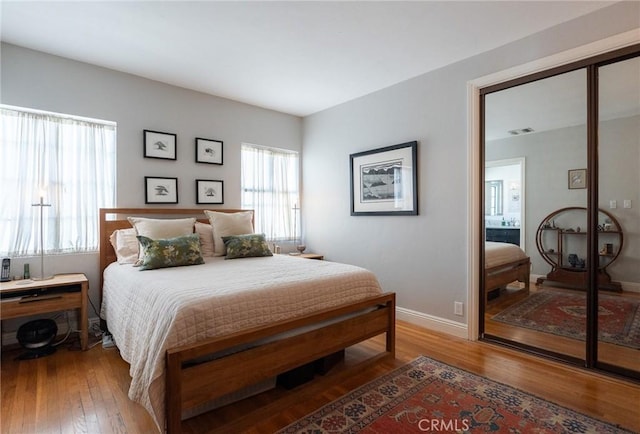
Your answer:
109;228;139;264
194;222;215;257
204;211;254;256
127;217;196;239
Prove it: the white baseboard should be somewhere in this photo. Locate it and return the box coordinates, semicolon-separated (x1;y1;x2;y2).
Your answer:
620;281;640;293
396;307;468;339
1;315;100;347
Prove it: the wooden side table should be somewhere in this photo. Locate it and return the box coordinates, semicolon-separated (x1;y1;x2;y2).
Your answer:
0;273;89;350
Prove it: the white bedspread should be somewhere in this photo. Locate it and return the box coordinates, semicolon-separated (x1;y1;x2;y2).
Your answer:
485;241;528;268
100;254;383;431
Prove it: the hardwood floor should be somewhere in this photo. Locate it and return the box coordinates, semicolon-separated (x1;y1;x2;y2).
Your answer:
2;321;639;433
485;284;640;372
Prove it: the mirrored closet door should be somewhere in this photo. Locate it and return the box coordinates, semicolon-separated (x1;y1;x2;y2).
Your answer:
483;69;588;362
480;46;640;380
597;55;640;375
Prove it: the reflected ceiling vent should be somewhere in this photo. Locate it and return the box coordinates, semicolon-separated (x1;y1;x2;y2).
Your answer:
508;127;535;136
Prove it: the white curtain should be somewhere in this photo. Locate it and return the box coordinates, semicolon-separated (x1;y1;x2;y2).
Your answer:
241;144;299;241
0;106;116;256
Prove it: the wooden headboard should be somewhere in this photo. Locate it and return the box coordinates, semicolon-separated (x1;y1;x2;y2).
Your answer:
99;208;253;300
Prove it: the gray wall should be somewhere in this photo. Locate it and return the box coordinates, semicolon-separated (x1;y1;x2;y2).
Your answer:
1;43;302;322
302;2;639;325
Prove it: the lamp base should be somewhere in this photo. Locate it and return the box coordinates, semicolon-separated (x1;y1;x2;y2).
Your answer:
32;275;55;281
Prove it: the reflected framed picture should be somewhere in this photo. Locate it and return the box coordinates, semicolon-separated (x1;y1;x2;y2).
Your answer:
145;176;178;204
568;168;587;189
144;130;177;160
350;141;418;216
196;138;223;165
196;179;224;204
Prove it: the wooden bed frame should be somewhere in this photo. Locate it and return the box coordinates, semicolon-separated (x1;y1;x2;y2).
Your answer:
485;257;531;303
99;208;396;434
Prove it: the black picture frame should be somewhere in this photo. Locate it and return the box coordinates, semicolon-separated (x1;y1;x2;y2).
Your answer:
144;130;177;160
195;138;223;165
350;141;418;216
196;179;224;205
145;176;178;204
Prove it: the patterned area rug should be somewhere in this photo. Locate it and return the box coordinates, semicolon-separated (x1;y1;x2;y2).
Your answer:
492;290;640;349
277;356;630;433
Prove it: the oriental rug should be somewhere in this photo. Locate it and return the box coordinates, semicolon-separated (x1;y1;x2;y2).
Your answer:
277;356;630;433
492;290;640;349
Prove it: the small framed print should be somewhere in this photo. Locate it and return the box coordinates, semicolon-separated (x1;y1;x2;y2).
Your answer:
145;176;178;204
144;130;177;160
196;179;224;204
196;138;223;165
568;168;587;189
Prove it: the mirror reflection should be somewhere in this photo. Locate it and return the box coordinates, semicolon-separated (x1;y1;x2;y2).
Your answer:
483;55;640;376
483;69;588;361
597;55;640;373
484;180;503;216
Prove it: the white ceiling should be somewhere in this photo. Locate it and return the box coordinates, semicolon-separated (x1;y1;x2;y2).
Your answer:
485;56;640;141
1;1;617;117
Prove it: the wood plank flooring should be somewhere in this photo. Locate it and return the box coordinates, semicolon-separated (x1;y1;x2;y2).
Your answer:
485;284;640;372
2;320;639;433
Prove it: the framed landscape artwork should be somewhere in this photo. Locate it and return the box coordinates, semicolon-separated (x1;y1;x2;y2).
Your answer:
350;141;418;216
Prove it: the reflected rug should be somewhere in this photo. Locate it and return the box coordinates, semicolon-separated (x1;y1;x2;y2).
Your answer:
492;290;640;349
277;356;630;433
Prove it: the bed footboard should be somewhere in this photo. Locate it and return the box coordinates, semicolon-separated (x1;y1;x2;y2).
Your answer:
485;258;530;302
165;292;396;433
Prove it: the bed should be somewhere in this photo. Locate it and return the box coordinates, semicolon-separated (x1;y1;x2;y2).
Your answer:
98;208;395;433
485;241;531;302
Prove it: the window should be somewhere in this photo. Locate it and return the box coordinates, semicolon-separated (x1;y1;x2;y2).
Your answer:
241;143;299;241
0;105;116;256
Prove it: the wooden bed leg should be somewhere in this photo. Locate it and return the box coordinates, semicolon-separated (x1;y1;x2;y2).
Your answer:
387;294;396;357
166;352;182;434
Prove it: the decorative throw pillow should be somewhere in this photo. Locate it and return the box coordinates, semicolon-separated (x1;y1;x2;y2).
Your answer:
109;228;139;264
194;222;215;257
204;210;254;256
128;217;196;263
222;234;273;260
136;234;204;270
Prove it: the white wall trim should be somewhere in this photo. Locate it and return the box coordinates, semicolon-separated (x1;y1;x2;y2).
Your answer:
467;28;640;341
397;307;468;339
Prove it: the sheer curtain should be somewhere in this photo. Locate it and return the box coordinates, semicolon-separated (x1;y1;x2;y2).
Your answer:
241;143;299;241
0;106;116;256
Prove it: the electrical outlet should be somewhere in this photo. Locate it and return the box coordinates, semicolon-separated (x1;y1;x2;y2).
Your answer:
624;200;632;209
609;200;617;209
454;301;463;316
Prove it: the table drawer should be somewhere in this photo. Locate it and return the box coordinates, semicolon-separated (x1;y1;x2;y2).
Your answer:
0;292;82;320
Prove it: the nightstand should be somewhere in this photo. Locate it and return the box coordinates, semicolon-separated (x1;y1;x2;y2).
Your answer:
299;253;324;260
0;274;89;350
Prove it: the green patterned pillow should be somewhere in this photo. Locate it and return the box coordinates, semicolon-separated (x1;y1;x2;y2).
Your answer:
222;233;273;259
136;234;204;270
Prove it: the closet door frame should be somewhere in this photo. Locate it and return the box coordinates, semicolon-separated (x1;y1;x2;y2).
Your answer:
477;44;640;380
